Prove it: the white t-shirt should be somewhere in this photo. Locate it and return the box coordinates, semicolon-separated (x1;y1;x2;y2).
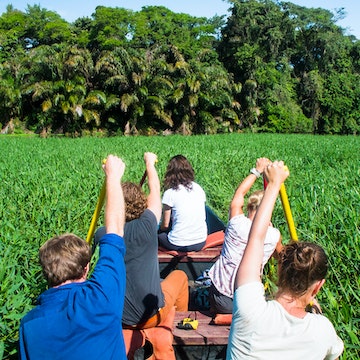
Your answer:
227;282;344;360
208;214;280;298
162;182;207;246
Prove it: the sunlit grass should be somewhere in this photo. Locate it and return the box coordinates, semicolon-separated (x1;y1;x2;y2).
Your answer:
0;134;359;359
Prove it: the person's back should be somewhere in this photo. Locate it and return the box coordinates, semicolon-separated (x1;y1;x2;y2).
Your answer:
122;208;164;324
165;182;207;246
19;155;127;360
209;214;279;300
95;153;188;333
227;161;343;360
228;281;343;359
159;155;207;252
94;208;165;325
19;237;126;359
208;158;281;314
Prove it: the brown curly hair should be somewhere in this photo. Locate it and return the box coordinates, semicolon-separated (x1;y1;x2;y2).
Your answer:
164;155;195;190
276;241;328;297
122;182;147;221
39;234;91;287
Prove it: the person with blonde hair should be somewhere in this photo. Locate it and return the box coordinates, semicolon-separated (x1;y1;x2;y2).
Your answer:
227;161;343;359
19;155;127;359
208;158;282;314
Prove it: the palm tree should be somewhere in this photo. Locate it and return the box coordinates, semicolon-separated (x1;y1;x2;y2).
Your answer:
0;50;26;133
166;46;241;134
47;78;105;134
0;74;21;133
95;46;173;134
21;44;104;135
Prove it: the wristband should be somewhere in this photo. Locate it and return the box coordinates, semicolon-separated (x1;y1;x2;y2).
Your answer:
250;168;261;178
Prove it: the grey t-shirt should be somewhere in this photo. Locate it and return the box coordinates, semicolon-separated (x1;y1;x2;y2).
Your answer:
95;209;164;325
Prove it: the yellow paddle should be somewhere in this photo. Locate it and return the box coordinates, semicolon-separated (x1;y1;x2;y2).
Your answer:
263;165;298;241
86;180;106;244
279;182;298;241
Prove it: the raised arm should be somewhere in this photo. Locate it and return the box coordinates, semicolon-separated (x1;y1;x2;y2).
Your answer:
144;152;162;223
234;161;289;288
230;158;270;219
103;155;126;237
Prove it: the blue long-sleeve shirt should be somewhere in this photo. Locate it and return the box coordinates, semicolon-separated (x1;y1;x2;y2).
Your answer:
19;233;126;360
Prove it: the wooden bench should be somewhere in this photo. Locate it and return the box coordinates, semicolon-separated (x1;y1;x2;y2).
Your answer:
123;310;229;359
158;245;222;263
173;311;230;346
158;230;224;279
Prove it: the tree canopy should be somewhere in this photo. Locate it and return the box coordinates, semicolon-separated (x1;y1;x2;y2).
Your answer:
0;0;359;135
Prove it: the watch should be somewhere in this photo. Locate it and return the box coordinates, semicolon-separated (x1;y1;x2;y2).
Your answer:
250;168;261;178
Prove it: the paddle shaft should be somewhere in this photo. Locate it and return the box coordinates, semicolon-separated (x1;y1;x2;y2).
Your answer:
139;170;147;187
279;183;298;241
86;181;106;244
263;171;298;241
139;158;157;187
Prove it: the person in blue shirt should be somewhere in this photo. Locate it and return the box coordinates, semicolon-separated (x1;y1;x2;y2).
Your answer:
19;155;127;360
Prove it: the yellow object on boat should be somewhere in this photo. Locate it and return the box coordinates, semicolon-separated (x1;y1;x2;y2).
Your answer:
279;166;298;241
86;181;106;244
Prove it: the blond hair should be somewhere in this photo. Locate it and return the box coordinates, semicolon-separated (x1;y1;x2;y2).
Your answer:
246;190;264;215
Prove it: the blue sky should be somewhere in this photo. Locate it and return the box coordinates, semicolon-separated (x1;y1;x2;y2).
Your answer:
1;0;359;39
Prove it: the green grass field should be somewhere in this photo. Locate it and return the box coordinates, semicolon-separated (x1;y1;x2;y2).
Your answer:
1;133;359;359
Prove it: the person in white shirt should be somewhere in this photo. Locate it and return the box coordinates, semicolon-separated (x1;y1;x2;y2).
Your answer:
158;154;207;252
208;157;282;314
227;161;343;360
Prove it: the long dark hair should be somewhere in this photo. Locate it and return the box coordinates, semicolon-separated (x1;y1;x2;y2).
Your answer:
164;155;195;190
276;241;328;297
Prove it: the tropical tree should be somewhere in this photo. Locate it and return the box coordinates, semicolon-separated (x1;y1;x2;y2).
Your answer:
217;0;296;130
320;71;360;134
0;5;28;62
160;45;240;134
0;1;359;135
131;6;222;59
72;17;92;48
95;45;175;134
186;50;242;134
218;0;294;83
88;6;135;54
0;48;28;132
285;2;359;133
24;4;73;47
0;68;22;133
0;4;72;55
50;78;104;134
61;46;94;89
21;44;102;135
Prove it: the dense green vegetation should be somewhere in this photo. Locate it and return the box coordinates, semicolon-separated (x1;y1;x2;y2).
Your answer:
0;0;359;136
0;134;359;359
